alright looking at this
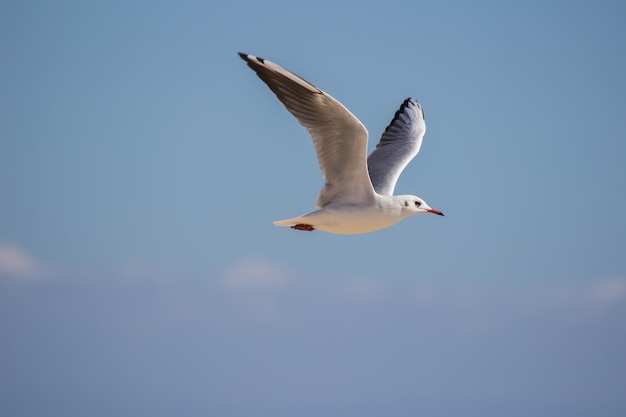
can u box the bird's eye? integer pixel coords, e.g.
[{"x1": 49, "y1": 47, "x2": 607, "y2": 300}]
[{"x1": 415, "y1": 201, "x2": 421, "y2": 207}]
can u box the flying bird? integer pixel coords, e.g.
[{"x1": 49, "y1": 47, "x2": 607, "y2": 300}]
[{"x1": 239, "y1": 52, "x2": 443, "y2": 234}]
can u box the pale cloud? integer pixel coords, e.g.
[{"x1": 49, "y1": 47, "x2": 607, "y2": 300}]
[
  {"x1": 590, "y1": 277, "x2": 626, "y2": 305},
  {"x1": 217, "y1": 255, "x2": 296, "y2": 324},
  {"x1": 401, "y1": 275, "x2": 626, "y2": 334},
  {"x1": 0, "y1": 241, "x2": 40, "y2": 278},
  {"x1": 530, "y1": 276, "x2": 626, "y2": 315},
  {"x1": 222, "y1": 255, "x2": 290, "y2": 290}
]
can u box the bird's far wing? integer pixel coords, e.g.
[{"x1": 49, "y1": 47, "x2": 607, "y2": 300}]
[
  {"x1": 239, "y1": 53, "x2": 375, "y2": 208},
  {"x1": 367, "y1": 98, "x2": 426, "y2": 196}
]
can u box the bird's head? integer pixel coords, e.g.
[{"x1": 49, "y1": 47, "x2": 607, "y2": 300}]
[{"x1": 400, "y1": 196, "x2": 444, "y2": 217}]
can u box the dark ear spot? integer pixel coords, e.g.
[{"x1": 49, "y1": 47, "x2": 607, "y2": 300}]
[{"x1": 404, "y1": 201, "x2": 408, "y2": 207}]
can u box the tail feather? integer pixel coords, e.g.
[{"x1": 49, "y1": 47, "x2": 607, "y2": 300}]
[{"x1": 273, "y1": 216, "x2": 303, "y2": 227}]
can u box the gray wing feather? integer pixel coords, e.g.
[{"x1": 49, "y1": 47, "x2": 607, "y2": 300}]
[
  {"x1": 239, "y1": 53, "x2": 375, "y2": 208},
  {"x1": 367, "y1": 98, "x2": 426, "y2": 195}
]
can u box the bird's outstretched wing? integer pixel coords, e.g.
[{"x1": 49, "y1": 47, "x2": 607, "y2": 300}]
[
  {"x1": 367, "y1": 98, "x2": 426, "y2": 195},
  {"x1": 239, "y1": 53, "x2": 375, "y2": 207}
]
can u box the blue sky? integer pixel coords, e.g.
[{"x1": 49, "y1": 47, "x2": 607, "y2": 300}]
[{"x1": 1, "y1": 1, "x2": 625, "y2": 416}]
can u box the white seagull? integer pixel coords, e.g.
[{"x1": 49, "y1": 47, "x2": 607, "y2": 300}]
[{"x1": 239, "y1": 52, "x2": 444, "y2": 235}]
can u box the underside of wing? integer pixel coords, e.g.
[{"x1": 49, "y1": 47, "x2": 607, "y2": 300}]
[
  {"x1": 239, "y1": 53, "x2": 375, "y2": 207},
  {"x1": 367, "y1": 98, "x2": 426, "y2": 196}
]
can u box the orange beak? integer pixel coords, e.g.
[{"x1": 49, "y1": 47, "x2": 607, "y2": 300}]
[{"x1": 427, "y1": 208, "x2": 445, "y2": 216}]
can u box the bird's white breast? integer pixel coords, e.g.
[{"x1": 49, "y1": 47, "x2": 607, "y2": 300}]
[{"x1": 305, "y1": 204, "x2": 405, "y2": 235}]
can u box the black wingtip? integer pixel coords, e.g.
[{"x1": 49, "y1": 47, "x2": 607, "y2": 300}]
[
  {"x1": 238, "y1": 52, "x2": 266, "y2": 65},
  {"x1": 385, "y1": 98, "x2": 416, "y2": 129},
  {"x1": 403, "y1": 97, "x2": 420, "y2": 108},
  {"x1": 403, "y1": 97, "x2": 424, "y2": 120}
]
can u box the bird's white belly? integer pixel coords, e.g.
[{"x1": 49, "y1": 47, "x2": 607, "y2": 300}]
[{"x1": 302, "y1": 206, "x2": 404, "y2": 235}]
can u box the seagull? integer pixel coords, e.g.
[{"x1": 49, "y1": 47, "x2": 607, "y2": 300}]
[{"x1": 239, "y1": 52, "x2": 443, "y2": 235}]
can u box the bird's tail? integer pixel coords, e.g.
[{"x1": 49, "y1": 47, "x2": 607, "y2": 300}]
[{"x1": 273, "y1": 216, "x2": 304, "y2": 228}]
